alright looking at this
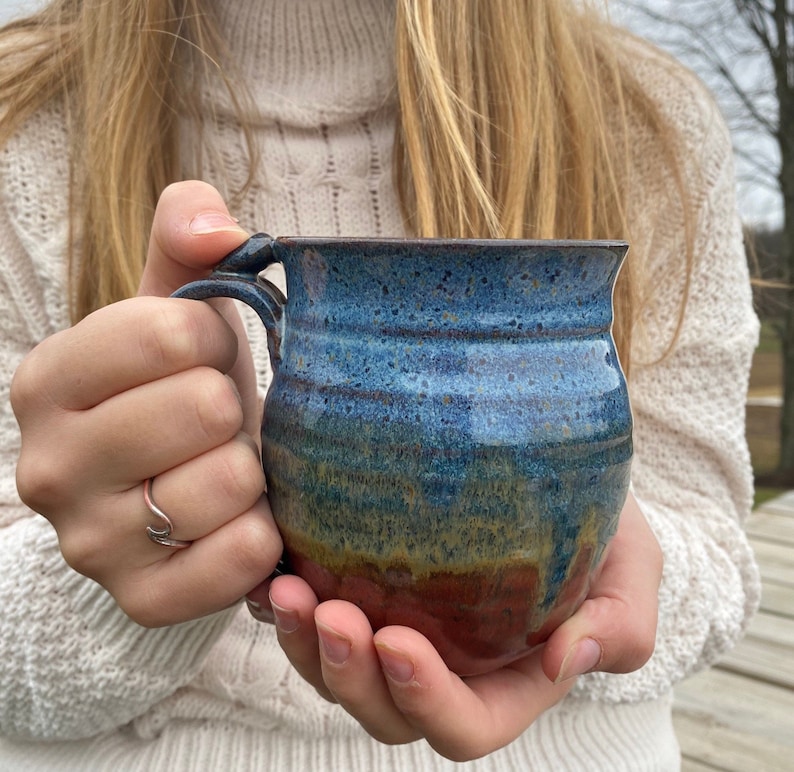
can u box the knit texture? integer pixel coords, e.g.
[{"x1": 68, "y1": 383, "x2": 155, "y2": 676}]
[{"x1": 0, "y1": 1, "x2": 759, "y2": 769}]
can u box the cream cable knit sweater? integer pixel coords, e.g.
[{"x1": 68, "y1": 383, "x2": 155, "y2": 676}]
[{"x1": 0, "y1": 1, "x2": 759, "y2": 770}]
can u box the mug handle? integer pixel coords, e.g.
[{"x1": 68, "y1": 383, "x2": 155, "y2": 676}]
[
  {"x1": 170, "y1": 233, "x2": 287, "y2": 363},
  {"x1": 172, "y1": 233, "x2": 292, "y2": 578}
]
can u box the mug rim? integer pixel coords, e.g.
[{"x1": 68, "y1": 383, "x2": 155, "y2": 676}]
[{"x1": 275, "y1": 235, "x2": 629, "y2": 250}]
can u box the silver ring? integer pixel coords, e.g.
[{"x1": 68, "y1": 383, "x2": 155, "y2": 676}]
[{"x1": 144, "y1": 477, "x2": 193, "y2": 549}]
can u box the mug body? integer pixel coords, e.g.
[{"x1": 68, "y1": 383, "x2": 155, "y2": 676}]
[{"x1": 262, "y1": 237, "x2": 631, "y2": 675}]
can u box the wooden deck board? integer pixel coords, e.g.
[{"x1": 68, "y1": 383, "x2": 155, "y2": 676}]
[
  {"x1": 673, "y1": 492, "x2": 794, "y2": 772},
  {"x1": 744, "y1": 538, "x2": 794, "y2": 587},
  {"x1": 675, "y1": 668, "x2": 794, "y2": 743},
  {"x1": 746, "y1": 513, "x2": 794, "y2": 546},
  {"x1": 758, "y1": 580, "x2": 794, "y2": 617},
  {"x1": 719, "y1": 618, "x2": 794, "y2": 688}
]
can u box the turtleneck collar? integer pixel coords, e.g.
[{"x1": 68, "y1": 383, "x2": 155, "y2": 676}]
[{"x1": 210, "y1": 0, "x2": 397, "y2": 127}]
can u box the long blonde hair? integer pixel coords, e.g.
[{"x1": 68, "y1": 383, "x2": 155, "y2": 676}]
[{"x1": 0, "y1": 0, "x2": 694, "y2": 372}]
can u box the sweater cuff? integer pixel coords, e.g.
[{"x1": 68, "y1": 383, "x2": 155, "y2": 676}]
[
  {"x1": 1, "y1": 517, "x2": 237, "y2": 739},
  {"x1": 67, "y1": 562, "x2": 238, "y2": 679}
]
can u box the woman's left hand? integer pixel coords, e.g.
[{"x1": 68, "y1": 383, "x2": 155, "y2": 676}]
[{"x1": 246, "y1": 493, "x2": 661, "y2": 761}]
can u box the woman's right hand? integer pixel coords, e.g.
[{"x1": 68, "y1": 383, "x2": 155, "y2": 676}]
[{"x1": 11, "y1": 181, "x2": 283, "y2": 626}]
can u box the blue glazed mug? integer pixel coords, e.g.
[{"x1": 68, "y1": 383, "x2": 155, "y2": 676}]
[{"x1": 173, "y1": 234, "x2": 632, "y2": 675}]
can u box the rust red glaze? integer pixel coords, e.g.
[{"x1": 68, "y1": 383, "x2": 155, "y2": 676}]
[{"x1": 289, "y1": 542, "x2": 597, "y2": 675}]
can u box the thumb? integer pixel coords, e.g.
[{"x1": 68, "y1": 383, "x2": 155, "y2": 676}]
[
  {"x1": 541, "y1": 494, "x2": 662, "y2": 683},
  {"x1": 138, "y1": 180, "x2": 250, "y2": 298}
]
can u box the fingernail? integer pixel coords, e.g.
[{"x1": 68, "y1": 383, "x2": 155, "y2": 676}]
[
  {"x1": 188, "y1": 211, "x2": 245, "y2": 235},
  {"x1": 556, "y1": 638, "x2": 602, "y2": 683},
  {"x1": 317, "y1": 623, "x2": 351, "y2": 665},
  {"x1": 270, "y1": 600, "x2": 299, "y2": 634},
  {"x1": 375, "y1": 642, "x2": 416, "y2": 684},
  {"x1": 245, "y1": 597, "x2": 275, "y2": 624}
]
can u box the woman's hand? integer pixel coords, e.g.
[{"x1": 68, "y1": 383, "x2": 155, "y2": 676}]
[
  {"x1": 248, "y1": 493, "x2": 661, "y2": 761},
  {"x1": 12, "y1": 181, "x2": 283, "y2": 626}
]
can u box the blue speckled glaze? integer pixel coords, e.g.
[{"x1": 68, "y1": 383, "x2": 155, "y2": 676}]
[{"x1": 173, "y1": 234, "x2": 632, "y2": 675}]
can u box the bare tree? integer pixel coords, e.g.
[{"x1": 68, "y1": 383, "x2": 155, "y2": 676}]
[{"x1": 618, "y1": 0, "x2": 794, "y2": 482}]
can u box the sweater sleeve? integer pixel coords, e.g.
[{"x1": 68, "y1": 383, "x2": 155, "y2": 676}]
[
  {"x1": 573, "y1": 64, "x2": 761, "y2": 702},
  {"x1": 0, "y1": 109, "x2": 237, "y2": 741}
]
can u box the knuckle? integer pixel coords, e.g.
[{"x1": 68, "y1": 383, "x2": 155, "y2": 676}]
[
  {"x1": 191, "y1": 371, "x2": 245, "y2": 444},
  {"x1": 604, "y1": 602, "x2": 657, "y2": 673},
  {"x1": 340, "y1": 692, "x2": 424, "y2": 744},
  {"x1": 652, "y1": 543, "x2": 664, "y2": 577},
  {"x1": 363, "y1": 725, "x2": 421, "y2": 748},
  {"x1": 10, "y1": 341, "x2": 59, "y2": 416},
  {"x1": 629, "y1": 627, "x2": 657, "y2": 668},
  {"x1": 57, "y1": 526, "x2": 107, "y2": 579},
  {"x1": 15, "y1": 448, "x2": 76, "y2": 514},
  {"x1": 137, "y1": 302, "x2": 208, "y2": 374},
  {"x1": 439, "y1": 743, "x2": 489, "y2": 764},
  {"x1": 9, "y1": 357, "x2": 39, "y2": 414},
  {"x1": 215, "y1": 441, "x2": 266, "y2": 508},
  {"x1": 113, "y1": 570, "x2": 178, "y2": 628},
  {"x1": 229, "y1": 514, "x2": 282, "y2": 577},
  {"x1": 116, "y1": 587, "x2": 166, "y2": 628},
  {"x1": 313, "y1": 685, "x2": 339, "y2": 704}
]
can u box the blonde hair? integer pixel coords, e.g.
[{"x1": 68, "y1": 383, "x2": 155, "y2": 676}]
[{"x1": 0, "y1": 0, "x2": 694, "y2": 372}]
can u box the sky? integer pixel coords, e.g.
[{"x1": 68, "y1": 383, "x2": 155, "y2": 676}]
[
  {"x1": 0, "y1": 0, "x2": 37, "y2": 22},
  {"x1": 0, "y1": 0, "x2": 783, "y2": 228}
]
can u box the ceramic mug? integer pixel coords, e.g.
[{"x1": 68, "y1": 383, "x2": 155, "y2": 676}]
[{"x1": 173, "y1": 234, "x2": 633, "y2": 675}]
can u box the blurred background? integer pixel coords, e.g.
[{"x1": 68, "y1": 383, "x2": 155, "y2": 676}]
[
  {"x1": 612, "y1": 1, "x2": 791, "y2": 504},
  {"x1": 1, "y1": 0, "x2": 790, "y2": 499}
]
